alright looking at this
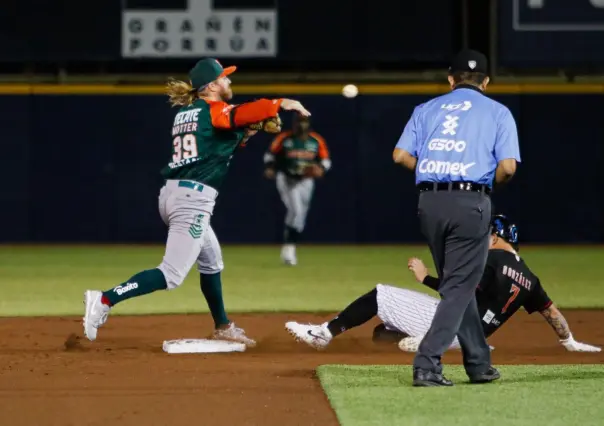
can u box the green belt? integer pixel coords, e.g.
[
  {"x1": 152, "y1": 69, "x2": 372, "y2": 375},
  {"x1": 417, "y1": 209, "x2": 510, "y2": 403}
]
[{"x1": 178, "y1": 180, "x2": 205, "y2": 193}]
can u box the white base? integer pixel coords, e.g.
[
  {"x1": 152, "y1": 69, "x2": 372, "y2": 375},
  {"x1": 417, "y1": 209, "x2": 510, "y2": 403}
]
[{"x1": 162, "y1": 338, "x2": 246, "y2": 354}]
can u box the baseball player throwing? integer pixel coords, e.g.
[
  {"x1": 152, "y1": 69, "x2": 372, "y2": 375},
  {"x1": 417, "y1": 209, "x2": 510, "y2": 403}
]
[
  {"x1": 83, "y1": 58, "x2": 310, "y2": 345},
  {"x1": 286, "y1": 214, "x2": 601, "y2": 353},
  {"x1": 263, "y1": 114, "x2": 330, "y2": 265}
]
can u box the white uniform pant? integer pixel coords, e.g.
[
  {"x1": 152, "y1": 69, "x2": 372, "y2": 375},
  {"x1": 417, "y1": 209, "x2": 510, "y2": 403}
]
[
  {"x1": 376, "y1": 284, "x2": 461, "y2": 349},
  {"x1": 276, "y1": 172, "x2": 314, "y2": 233},
  {"x1": 157, "y1": 180, "x2": 224, "y2": 290}
]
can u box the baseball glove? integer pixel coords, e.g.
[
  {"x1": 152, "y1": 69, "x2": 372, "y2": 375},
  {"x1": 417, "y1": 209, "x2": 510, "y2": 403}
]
[
  {"x1": 303, "y1": 164, "x2": 324, "y2": 178},
  {"x1": 249, "y1": 115, "x2": 282, "y2": 134}
]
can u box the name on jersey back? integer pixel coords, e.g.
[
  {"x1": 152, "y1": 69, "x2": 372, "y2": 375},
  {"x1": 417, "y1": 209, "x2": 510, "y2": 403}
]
[
  {"x1": 172, "y1": 108, "x2": 201, "y2": 136},
  {"x1": 502, "y1": 265, "x2": 532, "y2": 290}
]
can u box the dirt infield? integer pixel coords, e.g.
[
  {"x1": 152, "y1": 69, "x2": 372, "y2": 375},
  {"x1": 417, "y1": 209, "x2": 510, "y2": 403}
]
[{"x1": 0, "y1": 311, "x2": 602, "y2": 426}]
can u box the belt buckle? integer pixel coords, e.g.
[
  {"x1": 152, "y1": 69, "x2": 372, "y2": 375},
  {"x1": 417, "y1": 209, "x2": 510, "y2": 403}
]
[{"x1": 456, "y1": 182, "x2": 470, "y2": 191}]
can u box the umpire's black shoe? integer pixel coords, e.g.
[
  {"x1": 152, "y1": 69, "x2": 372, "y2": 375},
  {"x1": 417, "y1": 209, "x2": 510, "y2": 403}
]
[
  {"x1": 412, "y1": 369, "x2": 454, "y2": 387},
  {"x1": 468, "y1": 367, "x2": 501, "y2": 384}
]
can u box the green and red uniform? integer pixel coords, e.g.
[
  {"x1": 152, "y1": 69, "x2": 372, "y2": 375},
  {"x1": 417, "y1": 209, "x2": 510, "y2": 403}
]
[{"x1": 163, "y1": 98, "x2": 283, "y2": 189}]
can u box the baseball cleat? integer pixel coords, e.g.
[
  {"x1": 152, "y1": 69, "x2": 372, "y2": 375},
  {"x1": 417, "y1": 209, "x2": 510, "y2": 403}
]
[
  {"x1": 213, "y1": 322, "x2": 257, "y2": 348},
  {"x1": 280, "y1": 244, "x2": 297, "y2": 266},
  {"x1": 398, "y1": 335, "x2": 423, "y2": 352},
  {"x1": 285, "y1": 321, "x2": 332, "y2": 350},
  {"x1": 83, "y1": 290, "x2": 111, "y2": 342}
]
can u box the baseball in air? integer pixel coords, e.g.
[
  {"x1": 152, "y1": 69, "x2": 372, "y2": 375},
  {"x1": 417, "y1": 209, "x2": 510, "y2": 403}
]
[{"x1": 342, "y1": 84, "x2": 359, "y2": 98}]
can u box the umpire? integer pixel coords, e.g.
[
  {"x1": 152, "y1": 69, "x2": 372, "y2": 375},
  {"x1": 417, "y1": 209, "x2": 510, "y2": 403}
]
[{"x1": 393, "y1": 49, "x2": 521, "y2": 387}]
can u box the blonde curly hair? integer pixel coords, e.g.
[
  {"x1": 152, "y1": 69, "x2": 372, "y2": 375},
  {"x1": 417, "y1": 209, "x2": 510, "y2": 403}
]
[{"x1": 165, "y1": 77, "x2": 198, "y2": 107}]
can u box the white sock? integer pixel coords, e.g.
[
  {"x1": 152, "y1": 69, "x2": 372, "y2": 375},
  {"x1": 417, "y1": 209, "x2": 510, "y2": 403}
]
[{"x1": 282, "y1": 244, "x2": 295, "y2": 258}]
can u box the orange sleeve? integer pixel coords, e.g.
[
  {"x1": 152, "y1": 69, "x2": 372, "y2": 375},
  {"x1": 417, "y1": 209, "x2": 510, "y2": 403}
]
[
  {"x1": 269, "y1": 131, "x2": 291, "y2": 153},
  {"x1": 311, "y1": 132, "x2": 330, "y2": 159},
  {"x1": 209, "y1": 99, "x2": 283, "y2": 129}
]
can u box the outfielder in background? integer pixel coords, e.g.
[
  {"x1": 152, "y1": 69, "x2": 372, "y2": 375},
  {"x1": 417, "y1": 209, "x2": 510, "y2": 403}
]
[
  {"x1": 263, "y1": 114, "x2": 331, "y2": 265},
  {"x1": 82, "y1": 57, "x2": 310, "y2": 344},
  {"x1": 286, "y1": 214, "x2": 601, "y2": 354}
]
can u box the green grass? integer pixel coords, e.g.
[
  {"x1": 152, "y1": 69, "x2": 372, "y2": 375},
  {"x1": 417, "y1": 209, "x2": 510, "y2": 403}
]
[
  {"x1": 0, "y1": 245, "x2": 603, "y2": 316},
  {"x1": 317, "y1": 364, "x2": 604, "y2": 426}
]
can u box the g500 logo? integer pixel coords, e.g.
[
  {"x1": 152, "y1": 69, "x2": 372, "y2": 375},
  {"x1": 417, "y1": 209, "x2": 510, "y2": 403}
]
[{"x1": 428, "y1": 139, "x2": 467, "y2": 152}]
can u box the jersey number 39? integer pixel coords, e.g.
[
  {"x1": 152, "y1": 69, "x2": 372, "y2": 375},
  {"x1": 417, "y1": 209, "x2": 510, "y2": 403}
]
[{"x1": 173, "y1": 135, "x2": 198, "y2": 162}]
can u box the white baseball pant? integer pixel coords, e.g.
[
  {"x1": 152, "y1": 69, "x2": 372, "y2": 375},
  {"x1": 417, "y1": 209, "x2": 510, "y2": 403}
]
[
  {"x1": 157, "y1": 180, "x2": 224, "y2": 290},
  {"x1": 275, "y1": 172, "x2": 314, "y2": 233},
  {"x1": 376, "y1": 284, "x2": 461, "y2": 349}
]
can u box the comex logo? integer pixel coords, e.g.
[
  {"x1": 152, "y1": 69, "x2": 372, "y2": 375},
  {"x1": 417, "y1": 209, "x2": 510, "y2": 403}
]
[
  {"x1": 113, "y1": 282, "x2": 139, "y2": 296},
  {"x1": 418, "y1": 160, "x2": 476, "y2": 176},
  {"x1": 441, "y1": 115, "x2": 459, "y2": 135}
]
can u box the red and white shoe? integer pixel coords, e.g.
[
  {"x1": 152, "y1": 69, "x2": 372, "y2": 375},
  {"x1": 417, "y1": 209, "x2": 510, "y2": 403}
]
[
  {"x1": 83, "y1": 290, "x2": 111, "y2": 342},
  {"x1": 213, "y1": 322, "x2": 257, "y2": 348}
]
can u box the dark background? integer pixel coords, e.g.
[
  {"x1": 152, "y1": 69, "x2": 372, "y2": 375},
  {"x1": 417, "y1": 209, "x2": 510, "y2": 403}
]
[
  {"x1": 3, "y1": 92, "x2": 602, "y2": 244},
  {"x1": 2, "y1": 0, "x2": 603, "y2": 74},
  {"x1": 1, "y1": 0, "x2": 603, "y2": 244}
]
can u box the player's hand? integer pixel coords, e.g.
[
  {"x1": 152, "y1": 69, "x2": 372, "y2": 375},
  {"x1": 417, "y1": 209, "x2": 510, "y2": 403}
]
[
  {"x1": 264, "y1": 168, "x2": 276, "y2": 179},
  {"x1": 280, "y1": 99, "x2": 311, "y2": 117},
  {"x1": 408, "y1": 257, "x2": 428, "y2": 283},
  {"x1": 244, "y1": 128, "x2": 259, "y2": 137},
  {"x1": 560, "y1": 334, "x2": 601, "y2": 352},
  {"x1": 242, "y1": 128, "x2": 258, "y2": 143},
  {"x1": 304, "y1": 164, "x2": 324, "y2": 178}
]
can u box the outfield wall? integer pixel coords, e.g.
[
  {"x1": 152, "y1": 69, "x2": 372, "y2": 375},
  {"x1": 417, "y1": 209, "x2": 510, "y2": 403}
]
[{"x1": 2, "y1": 84, "x2": 603, "y2": 243}]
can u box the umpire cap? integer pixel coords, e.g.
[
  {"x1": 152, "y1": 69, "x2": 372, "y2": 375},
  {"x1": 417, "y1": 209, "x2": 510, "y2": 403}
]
[
  {"x1": 448, "y1": 49, "x2": 488, "y2": 75},
  {"x1": 491, "y1": 214, "x2": 519, "y2": 250}
]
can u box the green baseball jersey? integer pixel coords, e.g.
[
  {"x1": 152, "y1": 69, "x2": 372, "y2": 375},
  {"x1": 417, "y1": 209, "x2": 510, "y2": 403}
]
[
  {"x1": 267, "y1": 131, "x2": 330, "y2": 177},
  {"x1": 160, "y1": 99, "x2": 246, "y2": 189}
]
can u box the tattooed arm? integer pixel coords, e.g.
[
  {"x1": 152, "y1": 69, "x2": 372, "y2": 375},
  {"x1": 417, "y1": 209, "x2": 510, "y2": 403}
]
[
  {"x1": 539, "y1": 304, "x2": 601, "y2": 352},
  {"x1": 539, "y1": 304, "x2": 570, "y2": 340}
]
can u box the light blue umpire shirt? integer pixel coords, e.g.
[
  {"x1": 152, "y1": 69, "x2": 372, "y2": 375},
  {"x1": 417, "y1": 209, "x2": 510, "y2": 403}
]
[{"x1": 395, "y1": 85, "x2": 521, "y2": 187}]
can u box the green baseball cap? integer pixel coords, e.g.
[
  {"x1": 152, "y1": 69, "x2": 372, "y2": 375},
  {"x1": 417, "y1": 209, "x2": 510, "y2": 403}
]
[{"x1": 189, "y1": 58, "x2": 237, "y2": 90}]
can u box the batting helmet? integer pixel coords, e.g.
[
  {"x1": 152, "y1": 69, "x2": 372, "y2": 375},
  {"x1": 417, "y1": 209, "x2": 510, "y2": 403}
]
[{"x1": 491, "y1": 214, "x2": 519, "y2": 250}]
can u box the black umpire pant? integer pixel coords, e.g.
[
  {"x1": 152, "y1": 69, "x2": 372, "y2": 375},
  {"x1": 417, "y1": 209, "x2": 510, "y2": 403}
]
[{"x1": 413, "y1": 187, "x2": 492, "y2": 376}]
